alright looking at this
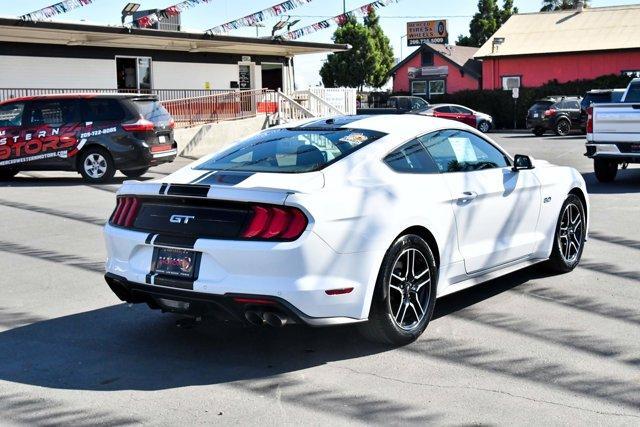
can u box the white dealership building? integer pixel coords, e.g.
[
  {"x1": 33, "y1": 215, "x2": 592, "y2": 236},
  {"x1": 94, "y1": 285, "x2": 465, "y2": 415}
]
[{"x1": 0, "y1": 17, "x2": 347, "y2": 100}]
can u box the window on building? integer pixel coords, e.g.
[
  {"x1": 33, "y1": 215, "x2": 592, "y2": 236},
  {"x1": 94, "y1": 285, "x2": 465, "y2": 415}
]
[
  {"x1": 384, "y1": 139, "x2": 438, "y2": 174},
  {"x1": 419, "y1": 129, "x2": 510, "y2": 173},
  {"x1": 421, "y1": 50, "x2": 434, "y2": 67},
  {"x1": 116, "y1": 56, "x2": 153, "y2": 92},
  {"x1": 502, "y1": 76, "x2": 521, "y2": 90},
  {"x1": 412, "y1": 81, "x2": 427, "y2": 95},
  {"x1": 429, "y1": 80, "x2": 445, "y2": 96}
]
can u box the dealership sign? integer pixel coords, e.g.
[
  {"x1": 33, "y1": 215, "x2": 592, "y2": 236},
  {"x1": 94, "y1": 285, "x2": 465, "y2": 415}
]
[
  {"x1": 408, "y1": 66, "x2": 449, "y2": 79},
  {"x1": 407, "y1": 20, "x2": 448, "y2": 45}
]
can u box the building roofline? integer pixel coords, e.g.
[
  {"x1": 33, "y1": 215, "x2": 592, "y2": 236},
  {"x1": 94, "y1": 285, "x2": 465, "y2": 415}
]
[
  {"x1": 389, "y1": 44, "x2": 481, "y2": 79},
  {"x1": 0, "y1": 17, "x2": 349, "y2": 54},
  {"x1": 475, "y1": 45, "x2": 640, "y2": 60}
]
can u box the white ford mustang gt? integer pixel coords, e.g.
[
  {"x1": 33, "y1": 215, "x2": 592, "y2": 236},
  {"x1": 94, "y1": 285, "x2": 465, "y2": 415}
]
[{"x1": 104, "y1": 115, "x2": 589, "y2": 345}]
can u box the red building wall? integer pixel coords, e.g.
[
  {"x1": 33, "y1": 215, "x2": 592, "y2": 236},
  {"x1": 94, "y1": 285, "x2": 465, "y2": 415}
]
[
  {"x1": 393, "y1": 51, "x2": 481, "y2": 94},
  {"x1": 482, "y1": 49, "x2": 640, "y2": 89}
]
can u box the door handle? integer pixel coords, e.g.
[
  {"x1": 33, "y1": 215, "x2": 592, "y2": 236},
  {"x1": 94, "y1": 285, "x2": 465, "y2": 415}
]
[{"x1": 458, "y1": 191, "x2": 478, "y2": 201}]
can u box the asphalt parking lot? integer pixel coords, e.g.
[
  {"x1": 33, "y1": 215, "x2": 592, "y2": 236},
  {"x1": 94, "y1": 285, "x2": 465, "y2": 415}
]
[{"x1": 1, "y1": 132, "x2": 639, "y2": 425}]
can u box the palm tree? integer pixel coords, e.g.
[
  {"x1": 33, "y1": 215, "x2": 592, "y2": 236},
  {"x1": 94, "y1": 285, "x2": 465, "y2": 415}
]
[{"x1": 541, "y1": 0, "x2": 588, "y2": 12}]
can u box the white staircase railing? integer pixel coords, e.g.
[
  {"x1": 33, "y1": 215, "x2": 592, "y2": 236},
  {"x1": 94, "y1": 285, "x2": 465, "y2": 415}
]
[{"x1": 274, "y1": 90, "x2": 316, "y2": 125}]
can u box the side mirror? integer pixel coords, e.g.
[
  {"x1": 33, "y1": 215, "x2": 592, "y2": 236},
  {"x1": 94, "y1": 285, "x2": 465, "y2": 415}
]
[{"x1": 512, "y1": 154, "x2": 535, "y2": 172}]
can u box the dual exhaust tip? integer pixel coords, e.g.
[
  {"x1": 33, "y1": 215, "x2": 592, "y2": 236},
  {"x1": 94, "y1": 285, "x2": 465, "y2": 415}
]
[{"x1": 245, "y1": 310, "x2": 288, "y2": 327}]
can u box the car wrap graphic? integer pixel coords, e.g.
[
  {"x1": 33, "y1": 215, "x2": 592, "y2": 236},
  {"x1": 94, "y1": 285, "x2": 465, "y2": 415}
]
[{"x1": 0, "y1": 123, "x2": 117, "y2": 167}]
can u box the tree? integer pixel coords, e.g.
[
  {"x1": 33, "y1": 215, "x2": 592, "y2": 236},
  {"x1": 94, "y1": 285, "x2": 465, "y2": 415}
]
[
  {"x1": 541, "y1": 0, "x2": 588, "y2": 11},
  {"x1": 364, "y1": 10, "x2": 395, "y2": 88},
  {"x1": 320, "y1": 11, "x2": 394, "y2": 89},
  {"x1": 456, "y1": 0, "x2": 518, "y2": 48}
]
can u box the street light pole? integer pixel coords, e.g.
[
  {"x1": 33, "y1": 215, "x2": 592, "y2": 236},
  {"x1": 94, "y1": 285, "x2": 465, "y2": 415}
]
[
  {"x1": 343, "y1": 0, "x2": 346, "y2": 14},
  {"x1": 400, "y1": 34, "x2": 407, "y2": 60}
]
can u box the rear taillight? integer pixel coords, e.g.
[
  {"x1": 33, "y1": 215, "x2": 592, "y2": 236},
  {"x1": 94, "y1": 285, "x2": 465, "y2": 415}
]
[
  {"x1": 110, "y1": 197, "x2": 141, "y2": 228},
  {"x1": 544, "y1": 109, "x2": 557, "y2": 117},
  {"x1": 586, "y1": 106, "x2": 593, "y2": 134},
  {"x1": 122, "y1": 115, "x2": 155, "y2": 132},
  {"x1": 168, "y1": 118, "x2": 175, "y2": 129},
  {"x1": 242, "y1": 205, "x2": 308, "y2": 241}
]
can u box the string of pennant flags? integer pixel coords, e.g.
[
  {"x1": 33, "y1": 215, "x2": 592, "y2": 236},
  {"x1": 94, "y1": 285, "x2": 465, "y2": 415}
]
[
  {"x1": 205, "y1": 0, "x2": 314, "y2": 35},
  {"x1": 131, "y1": 0, "x2": 214, "y2": 29},
  {"x1": 283, "y1": 0, "x2": 402, "y2": 40},
  {"x1": 20, "y1": 0, "x2": 95, "y2": 21}
]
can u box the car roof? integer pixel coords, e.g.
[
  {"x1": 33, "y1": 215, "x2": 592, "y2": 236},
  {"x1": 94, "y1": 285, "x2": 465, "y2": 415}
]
[
  {"x1": 287, "y1": 114, "x2": 475, "y2": 141},
  {"x1": 0, "y1": 93, "x2": 158, "y2": 106}
]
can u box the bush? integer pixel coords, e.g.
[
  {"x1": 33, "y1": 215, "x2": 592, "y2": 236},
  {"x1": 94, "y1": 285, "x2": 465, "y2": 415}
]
[{"x1": 395, "y1": 74, "x2": 633, "y2": 129}]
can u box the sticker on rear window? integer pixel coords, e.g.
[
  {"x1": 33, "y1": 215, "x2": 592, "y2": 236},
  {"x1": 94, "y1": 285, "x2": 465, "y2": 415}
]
[{"x1": 339, "y1": 133, "x2": 369, "y2": 145}]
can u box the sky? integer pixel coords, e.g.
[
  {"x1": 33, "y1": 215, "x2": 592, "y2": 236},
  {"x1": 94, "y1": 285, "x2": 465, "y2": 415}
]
[{"x1": 2, "y1": 0, "x2": 638, "y2": 88}]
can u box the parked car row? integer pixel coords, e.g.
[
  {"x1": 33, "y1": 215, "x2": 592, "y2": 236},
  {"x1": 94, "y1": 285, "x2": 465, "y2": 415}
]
[
  {"x1": 526, "y1": 88, "x2": 627, "y2": 137},
  {"x1": 356, "y1": 96, "x2": 494, "y2": 134}
]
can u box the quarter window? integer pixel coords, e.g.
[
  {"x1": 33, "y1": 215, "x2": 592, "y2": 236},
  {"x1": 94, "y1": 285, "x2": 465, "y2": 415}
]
[
  {"x1": 419, "y1": 130, "x2": 509, "y2": 173},
  {"x1": 0, "y1": 102, "x2": 25, "y2": 127},
  {"x1": 384, "y1": 139, "x2": 438, "y2": 174}
]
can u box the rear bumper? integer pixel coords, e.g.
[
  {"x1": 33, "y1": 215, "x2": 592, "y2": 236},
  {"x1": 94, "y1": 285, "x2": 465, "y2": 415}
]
[
  {"x1": 105, "y1": 273, "x2": 361, "y2": 326},
  {"x1": 113, "y1": 141, "x2": 177, "y2": 170},
  {"x1": 585, "y1": 143, "x2": 640, "y2": 162},
  {"x1": 103, "y1": 224, "x2": 384, "y2": 323}
]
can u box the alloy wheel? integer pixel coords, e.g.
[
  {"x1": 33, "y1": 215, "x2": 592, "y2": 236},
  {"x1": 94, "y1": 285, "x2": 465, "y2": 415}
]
[
  {"x1": 479, "y1": 122, "x2": 490, "y2": 133},
  {"x1": 388, "y1": 248, "x2": 431, "y2": 331},
  {"x1": 83, "y1": 153, "x2": 108, "y2": 179},
  {"x1": 558, "y1": 203, "x2": 583, "y2": 263},
  {"x1": 557, "y1": 120, "x2": 570, "y2": 136}
]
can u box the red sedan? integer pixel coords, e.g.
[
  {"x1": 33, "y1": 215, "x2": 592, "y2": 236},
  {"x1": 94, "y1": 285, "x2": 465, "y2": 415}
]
[{"x1": 419, "y1": 104, "x2": 494, "y2": 133}]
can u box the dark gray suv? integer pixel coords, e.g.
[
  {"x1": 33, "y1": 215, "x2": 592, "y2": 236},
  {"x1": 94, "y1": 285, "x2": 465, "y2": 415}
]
[{"x1": 526, "y1": 96, "x2": 584, "y2": 136}]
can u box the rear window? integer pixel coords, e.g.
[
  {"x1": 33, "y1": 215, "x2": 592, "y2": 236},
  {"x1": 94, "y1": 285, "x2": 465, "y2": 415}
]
[
  {"x1": 530, "y1": 101, "x2": 553, "y2": 110},
  {"x1": 85, "y1": 99, "x2": 126, "y2": 122},
  {"x1": 196, "y1": 128, "x2": 386, "y2": 173},
  {"x1": 624, "y1": 84, "x2": 640, "y2": 103},
  {"x1": 133, "y1": 99, "x2": 172, "y2": 123}
]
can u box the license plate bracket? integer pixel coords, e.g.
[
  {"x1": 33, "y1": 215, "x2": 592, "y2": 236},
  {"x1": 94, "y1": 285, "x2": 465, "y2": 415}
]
[{"x1": 151, "y1": 247, "x2": 200, "y2": 280}]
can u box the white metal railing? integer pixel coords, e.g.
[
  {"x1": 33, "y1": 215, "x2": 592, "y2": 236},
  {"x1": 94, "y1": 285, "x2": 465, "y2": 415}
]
[{"x1": 274, "y1": 90, "x2": 315, "y2": 124}]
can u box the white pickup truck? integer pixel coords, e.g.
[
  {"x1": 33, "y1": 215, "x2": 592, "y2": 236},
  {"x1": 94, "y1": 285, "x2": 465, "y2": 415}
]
[{"x1": 585, "y1": 78, "x2": 640, "y2": 182}]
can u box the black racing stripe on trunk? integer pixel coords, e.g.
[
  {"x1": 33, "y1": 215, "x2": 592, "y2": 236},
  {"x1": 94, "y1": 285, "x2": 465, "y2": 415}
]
[
  {"x1": 159, "y1": 183, "x2": 168, "y2": 195},
  {"x1": 145, "y1": 234, "x2": 155, "y2": 245},
  {"x1": 153, "y1": 235, "x2": 197, "y2": 249},
  {"x1": 145, "y1": 273, "x2": 153, "y2": 284},
  {"x1": 166, "y1": 184, "x2": 210, "y2": 197},
  {"x1": 154, "y1": 275, "x2": 194, "y2": 290},
  {"x1": 197, "y1": 171, "x2": 255, "y2": 186}
]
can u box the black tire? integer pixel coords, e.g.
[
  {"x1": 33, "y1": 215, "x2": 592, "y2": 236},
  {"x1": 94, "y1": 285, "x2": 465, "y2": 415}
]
[
  {"x1": 545, "y1": 194, "x2": 586, "y2": 273},
  {"x1": 533, "y1": 127, "x2": 545, "y2": 137},
  {"x1": 554, "y1": 119, "x2": 571, "y2": 136},
  {"x1": 78, "y1": 147, "x2": 115, "y2": 183},
  {"x1": 359, "y1": 234, "x2": 438, "y2": 346},
  {"x1": 478, "y1": 121, "x2": 491, "y2": 133},
  {"x1": 594, "y1": 159, "x2": 618, "y2": 183},
  {"x1": 121, "y1": 167, "x2": 149, "y2": 178},
  {"x1": 0, "y1": 169, "x2": 18, "y2": 180}
]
